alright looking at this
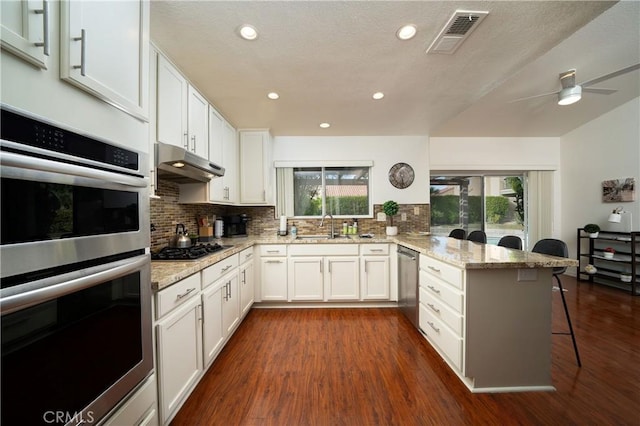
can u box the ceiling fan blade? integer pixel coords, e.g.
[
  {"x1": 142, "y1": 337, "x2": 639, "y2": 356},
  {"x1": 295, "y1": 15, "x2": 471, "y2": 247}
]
[
  {"x1": 580, "y1": 63, "x2": 640, "y2": 88},
  {"x1": 509, "y1": 91, "x2": 558, "y2": 103},
  {"x1": 582, "y1": 87, "x2": 617, "y2": 95}
]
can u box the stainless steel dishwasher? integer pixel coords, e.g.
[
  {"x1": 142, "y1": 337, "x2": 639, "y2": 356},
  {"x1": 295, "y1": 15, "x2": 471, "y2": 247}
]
[{"x1": 398, "y1": 245, "x2": 419, "y2": 328}]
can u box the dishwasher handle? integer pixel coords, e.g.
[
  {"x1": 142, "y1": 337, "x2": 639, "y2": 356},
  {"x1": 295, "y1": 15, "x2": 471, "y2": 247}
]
[{"x1": 398, "y1": 248, "x2": 417, "y2": 261}]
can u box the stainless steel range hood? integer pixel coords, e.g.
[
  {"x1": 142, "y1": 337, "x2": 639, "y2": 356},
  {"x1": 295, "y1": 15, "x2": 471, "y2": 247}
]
[{"x1": 155, "y1": 142, "x2": 224, "y2": 184}]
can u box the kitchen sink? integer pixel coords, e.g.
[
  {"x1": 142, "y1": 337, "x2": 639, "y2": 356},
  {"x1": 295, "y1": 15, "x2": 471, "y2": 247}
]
[{"x1": 296, "y1": 235, "x2": 351, "y2": 240}]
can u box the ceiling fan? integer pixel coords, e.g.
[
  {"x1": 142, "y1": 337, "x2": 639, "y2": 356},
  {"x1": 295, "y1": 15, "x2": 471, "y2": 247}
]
[{"x1": 512, "y1": 63, "x2": 640, "y2": 105}]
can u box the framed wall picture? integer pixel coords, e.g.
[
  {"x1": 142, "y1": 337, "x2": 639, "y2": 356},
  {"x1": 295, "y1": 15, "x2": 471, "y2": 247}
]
[{"x1": 602, "y1": 177, "x2": 636, "y2": 202}]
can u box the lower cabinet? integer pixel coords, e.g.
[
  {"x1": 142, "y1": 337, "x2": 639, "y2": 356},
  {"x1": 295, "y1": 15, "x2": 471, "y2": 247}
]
[
  {"x1": 288, "y1": 257, "x2": 324, "y2": 300},
  {"x1": 156, "y1": 294, "x2": 202, "y2": 425},
  {"x1": 201, "y1": 283, "x2": 225, "y2": 368},
  {"x1": 103, "y1": 374, "x2": 158, "y2": 426},
  {"x1": 325, "y1": 257, "x2": 360, "y2": 300},
  {"x1": 259, "y1": 245, "x2": 288, "y2": 301},
  {"x1": 239, "y1": 247, "x2": 255, "y2": 316},
  {"x1": 360, "y1": 244, "x2": 391, "y2": 300}
]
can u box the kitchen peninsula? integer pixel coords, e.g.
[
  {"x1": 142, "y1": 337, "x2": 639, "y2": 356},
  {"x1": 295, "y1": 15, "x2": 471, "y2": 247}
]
[{"x1": 151, "y1": 234, "x2": 577, "y2": 404}]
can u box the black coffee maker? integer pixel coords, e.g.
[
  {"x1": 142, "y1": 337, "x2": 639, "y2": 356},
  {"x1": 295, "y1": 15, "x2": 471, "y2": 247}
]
[{"x1": 223, "y1": 214, "x2": 250, "y2": 237}]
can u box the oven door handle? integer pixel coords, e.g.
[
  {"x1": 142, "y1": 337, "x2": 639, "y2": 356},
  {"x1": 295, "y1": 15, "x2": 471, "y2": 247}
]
[
  {"x1": 0, "y1": 149, "x2": 147, "y2": 188},
  {"x1": 0, "y1": 254, "x2": 149, "y2": 315}
]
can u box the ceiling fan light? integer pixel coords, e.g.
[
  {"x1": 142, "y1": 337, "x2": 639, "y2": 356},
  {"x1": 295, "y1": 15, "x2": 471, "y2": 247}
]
[{"x1": 558, "y1": 85, "x2": 582, "y2": 106}]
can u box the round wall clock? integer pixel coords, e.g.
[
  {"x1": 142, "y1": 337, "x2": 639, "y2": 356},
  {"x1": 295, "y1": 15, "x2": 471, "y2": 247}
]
[{"x1": 388, "y1": 162, "x2": 415, "y2": 189}]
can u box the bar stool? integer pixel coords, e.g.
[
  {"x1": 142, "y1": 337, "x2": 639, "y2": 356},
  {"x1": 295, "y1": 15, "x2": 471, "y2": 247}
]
[
  {"x1": 497, "y1": 235, "x2": 523, "y2": 250},
  {"x1": 448, "y1": 228, "x2": 466, "y2": 240},
  {"x1": 532, "y1": 238, "x2": 581, "y2": 367},
  {"x1": 467, "y1": 230, "x2": 487, "y2": 243}
]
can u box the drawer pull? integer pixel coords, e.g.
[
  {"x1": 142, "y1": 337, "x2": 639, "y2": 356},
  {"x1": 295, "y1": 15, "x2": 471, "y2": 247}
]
[
  {"x1": 427, "y1": 285, "x2": 441, "y2": 294},
  {"x1": 370, "y1": 249, "x2": 384, "y2": 252},
  {"x1": 427, "y1": 303, "x2": 440, "y2": 314},
  {"x1": 176, "y1": 287, "x2": 196, "y2": 300},
  {"x1": 266, "y1": 250, "x2": 280, "y2": 254},
  {"x1": 427, "y1": 321, "x2": 440, "y2": 333},
  {"x1": 428, "y1": 265, "x2": 441, "y2": 273},
  {"x1": 221, "y1": 265, "x2": 232, "y2": 272},
  {"x1": 245, "y1": 253, "x2": 253, "y2": 259},
  {"x1": 266, "y1": 260, "x2": 283, "y2": 264}
]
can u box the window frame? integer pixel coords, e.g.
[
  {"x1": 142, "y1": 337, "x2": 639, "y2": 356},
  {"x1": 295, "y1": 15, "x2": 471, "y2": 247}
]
[{"x1": 275, "y1": 161, "x2": 374, "y2": 219}]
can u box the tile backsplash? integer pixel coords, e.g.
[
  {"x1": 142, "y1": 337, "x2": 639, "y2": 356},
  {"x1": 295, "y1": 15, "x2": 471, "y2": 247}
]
[{"x1": 151, "y1": 180, "x2": 430, "y2": 251}]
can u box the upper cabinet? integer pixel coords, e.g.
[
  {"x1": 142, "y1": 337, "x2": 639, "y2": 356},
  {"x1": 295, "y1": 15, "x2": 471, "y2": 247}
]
[
  {"x1": 239, "y1": 130, "x2": 273, "y2": 205},
  {"x1": 1, "y1": 0, "x2": 50, "y2": 69},
  {"x1": 187, "y1": 85, "x2": 209, "y2": 158},
  {"x1": 156, "y1": 54, "x2": 188, "y2": 149},
  {"x1": 59, "y1": 0, "x2": 149, "y2": 121}
]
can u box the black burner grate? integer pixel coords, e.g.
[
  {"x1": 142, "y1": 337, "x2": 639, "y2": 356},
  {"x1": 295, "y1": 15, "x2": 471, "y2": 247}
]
[{"x1": 152, "y1": 243, "x2": 225, "y2": 261}]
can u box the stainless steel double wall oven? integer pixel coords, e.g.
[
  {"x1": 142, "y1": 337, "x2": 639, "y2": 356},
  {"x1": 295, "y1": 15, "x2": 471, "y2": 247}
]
[{"x1": 0, "y1": 105, "x2": 152, "y2": 425}]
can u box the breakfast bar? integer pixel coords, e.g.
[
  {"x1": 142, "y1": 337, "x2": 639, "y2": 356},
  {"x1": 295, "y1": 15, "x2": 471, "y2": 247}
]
[{"x1": 395, "y1": 235, "x2": 578, "y2": 393}]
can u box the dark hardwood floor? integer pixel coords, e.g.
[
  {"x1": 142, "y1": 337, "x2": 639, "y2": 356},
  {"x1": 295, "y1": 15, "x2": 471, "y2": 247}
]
[{"x1": 171, "y1": 276, "x2": 640, "y2": 425}]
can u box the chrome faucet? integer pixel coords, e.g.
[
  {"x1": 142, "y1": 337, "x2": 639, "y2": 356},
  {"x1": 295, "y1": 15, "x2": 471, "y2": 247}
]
[{"x1": 320, "y1": 213, "x2": 335, "y2": 238}]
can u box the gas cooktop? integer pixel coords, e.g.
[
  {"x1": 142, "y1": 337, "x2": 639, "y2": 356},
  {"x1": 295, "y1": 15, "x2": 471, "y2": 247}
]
[{"x1": 151, "y1": 243, "x2": 231, "y2": 261}]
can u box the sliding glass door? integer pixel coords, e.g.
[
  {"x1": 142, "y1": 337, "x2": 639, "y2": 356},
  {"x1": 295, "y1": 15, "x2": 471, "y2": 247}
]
[{"x1": 430, "y1": 175, "x2": 525, "y2": 245}]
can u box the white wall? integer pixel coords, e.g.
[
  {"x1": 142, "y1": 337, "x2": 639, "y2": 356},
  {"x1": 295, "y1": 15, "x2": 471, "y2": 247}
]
[
  {"x1": 561, "y1": 97, "x2": 640, "y2": 275},
  {"x1": 273, "y1": 136, "x2": 429, "y2": 204},
  {"x1": 0, "y1": 3, "x2": 148, "y2": 153},
  {"x1": 429, "y1": 137, "x2": 561, "y2": 172}
]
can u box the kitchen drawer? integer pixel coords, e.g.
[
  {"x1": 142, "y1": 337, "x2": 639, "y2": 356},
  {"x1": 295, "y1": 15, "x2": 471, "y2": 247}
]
[
  {"x1": 156, "y1": 273, "x2": 201, "y2": 319},
  {"x1": 259, "y1": 245, "x2": 287, "y2": 256},
  {"x1": 420, "y1": 287, "x2": 463, "y2": 336},
  {"x1": 419, "y1": 270, "x2": 464, "y2": 314},
  {"x1": 202, "y1": 254, "x2": 239, "y2": 289},
  {"x1": 420, "y1": 303, "x2": 463, "y2": 371},
  {"x1": 239, "y1": 247, "x2": 254, "y2": 264},
  {"x1": 420, "y1": 255, "x2": 464, "y2": 289},
  {"x1": 289, "y1": 244, "x2": 358, "y2": 256},
  {"x1": 360, "y1": 244, "x2": 389, "y2": 256}
]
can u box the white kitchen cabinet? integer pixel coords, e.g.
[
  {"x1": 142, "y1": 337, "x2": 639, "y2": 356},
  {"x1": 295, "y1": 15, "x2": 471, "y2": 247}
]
[
  {"x1": 187, "y1": 85, "x2": 208, "y2": 157},
  {"x1": 103, "y1": 374, "x2": 157, "y2": 426},
  {"x1": 59, "y1": 0, "x2": 149, "y2": 121},
  {"x1": 156, "y1": 295, "x2": 202, "y2": 425},
  {"x1": 239, "y1": 247, "x2": 255, "y2": 317},
  {"x1": 239, "y1": 130, "x2": 273, "y2": 205},
  {"x1": 156, "y1": 53, "x2": 188, "y2": 149},
  {"x1": 221, "y1": 272, "x2": 240, "y2": 336},
  {"x1": 288, "y1": 257, "x2": 324, "y2": 301},
  {"x1": 325, "y1": 256, "x2": 360, "y2": 300},
  {"x1": 258, "y1": 245, "x2": 288, "y2": 301},
  {"x1": 221, "y1": 121, "x2": 238, "y2": 203},
  {"x1": 1, "y1": 0, "x2": 50, "y2": 69},
  {"x1": 201, "y1": 283, "x2": 224, "y2": 369},
  {"x1": 360, "y1": 244, "x2": 390, "y2": 300}
]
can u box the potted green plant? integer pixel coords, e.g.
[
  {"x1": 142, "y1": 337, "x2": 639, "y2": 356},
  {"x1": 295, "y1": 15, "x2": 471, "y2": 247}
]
[
  {"x1": 603, "y1": 247, "x2": 615, "y2": 259},
  {"x1": 620, "y1": 272, "x2": 632, "y2": 283},
  {"x1": 382, "y1": 200, "x2": 399, "y2": 236},
  {"x1": 583, "y1": 223, "x2": 600, "y2": 238}
]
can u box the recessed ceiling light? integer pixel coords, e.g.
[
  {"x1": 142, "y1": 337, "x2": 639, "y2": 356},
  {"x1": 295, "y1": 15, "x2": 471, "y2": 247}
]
[
  {"x1": 372, "y1": 92, "x2": 385, "y2": 100},
  {"x1": 396, "y1": 24, "x2": 417, "y2": 40},
  {"x1": 267, "y1": 92, "x2": 279, "y2": 100},
  {"x1": 238, "y1": 24, "x2": 258, "y2": 40},
  {"x1": 319, "y1": 122, "x2": 331, "y2": 129}
]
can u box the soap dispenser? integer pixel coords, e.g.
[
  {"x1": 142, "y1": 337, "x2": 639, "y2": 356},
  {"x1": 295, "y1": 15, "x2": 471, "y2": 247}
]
[{"x1": 291, "y1": 222, "x2": 297, "y2": 238}]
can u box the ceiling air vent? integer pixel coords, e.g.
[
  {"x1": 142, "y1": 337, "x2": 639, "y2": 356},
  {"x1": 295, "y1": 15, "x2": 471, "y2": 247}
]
[{"x1": 426, "y1": 10, "x2": 489, "y2": 55}]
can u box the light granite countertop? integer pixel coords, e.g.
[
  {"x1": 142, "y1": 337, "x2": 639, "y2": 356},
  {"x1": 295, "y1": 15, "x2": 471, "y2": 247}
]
[{"x1": 151, "y1": 233, "x2": 577, "y2": 291}]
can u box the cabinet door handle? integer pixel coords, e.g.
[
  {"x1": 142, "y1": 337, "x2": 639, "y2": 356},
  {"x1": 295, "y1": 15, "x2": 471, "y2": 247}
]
[
  {"x1": 364, "y1": 259, "x2": 368, "y2": 274},
  {"x1": 320, "y1": 262, "x2": 323, "y2": 274},
  {"x1": 427, "y1": 303, "x2": 440, "y2": 314},
  {"x1": 176, "y1": 287, "x2": 196, "y2": 300},
  {"x1": 183, "y1": 132, "x2": 189, "y2": 149},
  {"x1": 242, "y1": 269, "x2": 246, "y2": 284},
  {"x1": 427, "y1": 285, "x2": 441, "y2": 294},
  {"x1": 33, "y1": 0, "x2": 50, "y2": 56},
  {"x1": 72, "y1": 29, "x2": 86, "y2": 76},
  {"x1": 428, "y1": 265, "x2": 441, "y2": 273},
  {"x1": 427, "y1": 321, "x2": 440, "y2": 333},
  {"x1": 191, "y1": 135, "x2": 196, "y2": 152}
]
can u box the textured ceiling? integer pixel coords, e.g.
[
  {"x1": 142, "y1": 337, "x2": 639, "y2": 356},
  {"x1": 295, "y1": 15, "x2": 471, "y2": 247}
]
[{"x1": 150, "y1": 1, "x2": 639, "y2": 137}]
